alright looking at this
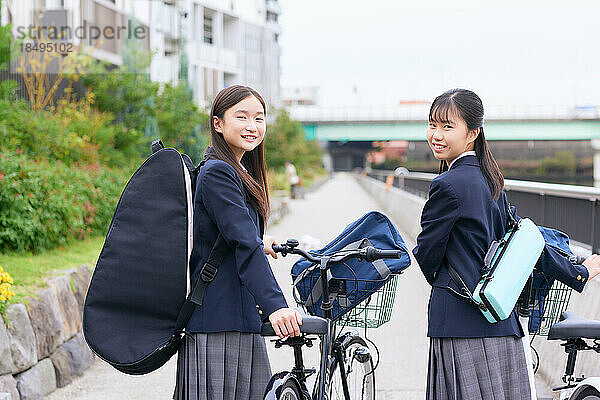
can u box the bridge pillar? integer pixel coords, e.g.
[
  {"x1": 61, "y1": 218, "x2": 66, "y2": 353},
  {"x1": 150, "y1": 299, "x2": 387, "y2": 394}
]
[{"x1": 593, "y1": 139, "x2": 600, "y2": 188}]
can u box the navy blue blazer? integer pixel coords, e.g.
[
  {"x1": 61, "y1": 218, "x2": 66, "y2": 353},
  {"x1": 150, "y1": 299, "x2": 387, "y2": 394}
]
[
  {"x1": 186, "y1": 154, "x2": 288, "y2": 333},
  {"x1": 413, "y1": 155, "x2": 588, "y2": 338}
]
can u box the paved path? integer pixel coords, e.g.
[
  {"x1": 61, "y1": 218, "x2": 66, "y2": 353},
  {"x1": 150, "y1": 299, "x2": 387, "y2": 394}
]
[{"x1": 47, "y1": 173, "x2": 430, "y2": 399}]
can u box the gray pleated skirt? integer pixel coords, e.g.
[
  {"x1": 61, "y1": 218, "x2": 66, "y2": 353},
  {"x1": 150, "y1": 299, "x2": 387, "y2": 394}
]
[
  {"x1": 173, "y1": 331, "x2": 272, "y2": 400},
  {"x1": 427, "y1": 336, "x2": 531, "y2": 400}
]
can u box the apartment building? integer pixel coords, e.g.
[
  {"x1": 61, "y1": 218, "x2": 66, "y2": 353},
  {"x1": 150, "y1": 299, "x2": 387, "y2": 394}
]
[
  {"x1": 184, "y1": 0, "x2": 282, "y2": 107},
  {"x1": 0, "y1": 0, "x2": 282, "y2": 107}
]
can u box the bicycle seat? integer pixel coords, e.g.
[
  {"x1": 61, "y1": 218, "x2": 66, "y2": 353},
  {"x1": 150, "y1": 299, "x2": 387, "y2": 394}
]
[
  {"x1": 260, "y1": 315, "x2": 329, "y2": 336},
  {"x1": 548, "y1": 311, "x2": 600, "y2": 340}
]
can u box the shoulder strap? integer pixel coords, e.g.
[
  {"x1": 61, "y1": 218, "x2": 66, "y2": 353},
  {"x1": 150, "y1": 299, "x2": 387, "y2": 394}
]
[
  {"x1": 174, "y1": 234, "x2": 229, "y2": 333},
  {"x1": 503, "y1": 191, "x2": 518, "y2": 230},
  {"x1": 173, "y1": 154, "x2": 236, "y2": 333},
  {"x1": 446, "y1": 265, "x2": 486, "y2": 311}
]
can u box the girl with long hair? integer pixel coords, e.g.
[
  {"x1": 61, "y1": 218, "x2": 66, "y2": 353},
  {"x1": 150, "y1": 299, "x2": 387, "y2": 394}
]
[{"x1": 173, "y1": 85, "x2": 302, "y2": 400}]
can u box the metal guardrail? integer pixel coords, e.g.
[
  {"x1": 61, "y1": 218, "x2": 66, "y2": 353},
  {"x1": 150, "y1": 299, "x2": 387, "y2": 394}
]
[{"x1": 367, "y1": 169, "x2": 600, "y2": 253}]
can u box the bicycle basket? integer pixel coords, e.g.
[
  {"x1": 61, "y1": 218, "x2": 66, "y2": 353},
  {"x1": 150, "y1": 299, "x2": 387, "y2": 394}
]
[
  {"x1": 523, "y1": 226, "x2": 577, "y2": 335},
  {"x1": 292, "y1": 259, "x2": 402, "y2": 326},
  {"x1": 336, "y1": 274, "x2": 400, "y2": 329},
  {"x1": 528, "y1": 278, "x2": 573, "y2": 336},
  {"x1": 291, "y1": 212, "x2": 411, "y2": 321}
]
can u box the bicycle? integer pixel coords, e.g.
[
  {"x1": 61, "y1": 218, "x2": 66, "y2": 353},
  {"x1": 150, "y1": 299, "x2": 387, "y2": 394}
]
[
  {"x1": 260, "y1": 238, "x2": 404, "y2": 400},
  {"x1": 546, "y1": 311, "x2": 600, "y2": 399},
  {"x1": 521, "y1": 253, "x2": 600, "y2": 400}
]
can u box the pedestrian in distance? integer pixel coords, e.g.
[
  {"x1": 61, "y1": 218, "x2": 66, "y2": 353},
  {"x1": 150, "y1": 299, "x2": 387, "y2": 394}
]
[
  {"x1": 412, "y1": 88, "x2": 600, "y2": 400},
  {"x1": 285, "y1": 160, "x2": 300, "y2": 199},
  {"x1": 173, "y1": 85, "x2": 302, "y2": 400}
]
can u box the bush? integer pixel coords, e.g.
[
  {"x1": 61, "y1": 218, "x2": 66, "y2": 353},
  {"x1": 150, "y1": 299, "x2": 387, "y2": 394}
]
[
  {"x1": 536, "y1": 151, "x2": 577, "y2": 175},
  {"x1": 0, "y1": 151, "x2": 129, "y2": 253},
  {"x1": 0, "y1": 98, "x2": 141, "y2": 168},
  {"x1": 0, "y1": 15, "x2": 19, "y2": 101}
]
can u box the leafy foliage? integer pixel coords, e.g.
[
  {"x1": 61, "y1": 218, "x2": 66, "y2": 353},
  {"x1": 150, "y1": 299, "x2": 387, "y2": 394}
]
[
  {"x1": 81, "y1": 51, "x2": 158, "y2": 155},
  {"x1": 0, "y1": 12, "x2": 18, "y2": 101},
  {"x1": 265, "y1": 109, "x2": 324, "y2": 174},
  {"x1": 536, "y1": 150, "x2": 577, "y2": 175},
  {"x1": 155, "y1": 83, "x2": 209, "y2": 164},
  {"x1": 0, "y1": 151, "x2": 129, "y2": 253},
  {"x1": 0, "y1": 97, "x2": 138, "y2": 168}
]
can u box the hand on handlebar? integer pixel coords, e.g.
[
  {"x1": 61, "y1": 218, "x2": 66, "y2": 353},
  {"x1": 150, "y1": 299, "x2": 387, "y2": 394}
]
[
  {"x1": 268, "y1": 308, "x2": 303, "y2": 339},
  {"x1": 583, "y1": 254, "x2": 600, "y2": 281},
  {"x1": 263, "y1": 235, "x2": 279, "y2": 259}
]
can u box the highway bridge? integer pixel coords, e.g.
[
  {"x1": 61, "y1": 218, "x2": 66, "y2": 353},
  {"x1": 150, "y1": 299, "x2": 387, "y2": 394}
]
[{"x1": 289, "y1": 105, "x2": 600, "y2": 186}]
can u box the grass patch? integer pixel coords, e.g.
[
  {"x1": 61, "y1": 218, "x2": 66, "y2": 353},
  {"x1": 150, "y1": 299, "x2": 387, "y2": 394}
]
[{"x1": 0, "y1": 235, "x2": 104, "y2": 306}]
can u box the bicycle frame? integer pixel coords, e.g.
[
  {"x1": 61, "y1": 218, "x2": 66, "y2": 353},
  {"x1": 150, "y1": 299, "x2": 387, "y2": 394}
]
[
  {"x1": 316, "y1": 256, "x2": 354, "y2": 400},
  {"x1": 273, "y1": 256, "x2": 353, "y2": 400}
]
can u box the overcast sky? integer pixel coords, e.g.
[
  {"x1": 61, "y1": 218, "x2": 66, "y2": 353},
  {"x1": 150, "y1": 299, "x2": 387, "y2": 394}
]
[{"x1": 278, "y1": 0, "x2": 600, "y2": 108}]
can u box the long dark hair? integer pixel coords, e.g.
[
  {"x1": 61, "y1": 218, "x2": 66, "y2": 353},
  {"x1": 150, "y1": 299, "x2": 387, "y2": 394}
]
[
  {"x1": 209, "y1": 85, "x2": 270, "y2": 221},
  {"x1": 429, "y1": 88, "x2": 504, "y2": 201}
]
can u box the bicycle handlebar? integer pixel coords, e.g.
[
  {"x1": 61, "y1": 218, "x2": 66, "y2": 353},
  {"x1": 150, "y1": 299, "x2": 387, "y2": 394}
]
[{"x1": 272, "y1": 240, "x2": 403, "y2": 264}]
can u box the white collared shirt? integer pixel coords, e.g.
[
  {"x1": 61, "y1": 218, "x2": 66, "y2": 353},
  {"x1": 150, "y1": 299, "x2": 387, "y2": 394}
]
[{"x1": 448, "y1": 150, "x2": 476, "y2": 169}]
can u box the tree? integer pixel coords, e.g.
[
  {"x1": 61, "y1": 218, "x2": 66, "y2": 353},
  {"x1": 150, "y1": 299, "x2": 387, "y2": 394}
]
[
  {"x1": 82, "y1": 44, "x2": 158, "y2": 155},
  {"x1": 155, "y1": 83, "x2": 209, "y2": 163},
  {"x1": 0, "y1": 4, "x2": 18, "y2": 100},
  {"x1": 265, "y1": 109, "x2": 323, "y2": 173}
]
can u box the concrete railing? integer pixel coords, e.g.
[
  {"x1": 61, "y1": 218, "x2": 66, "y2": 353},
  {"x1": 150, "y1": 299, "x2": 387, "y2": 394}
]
[{"x1": 354, "y1": 173, "x2": 600, "y2": 393}]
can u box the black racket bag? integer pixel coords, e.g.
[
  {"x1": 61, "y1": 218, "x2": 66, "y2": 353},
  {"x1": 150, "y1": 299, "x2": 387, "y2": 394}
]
[{"x1": 83, "y1": 140, "x2": 227, "y2": 375}]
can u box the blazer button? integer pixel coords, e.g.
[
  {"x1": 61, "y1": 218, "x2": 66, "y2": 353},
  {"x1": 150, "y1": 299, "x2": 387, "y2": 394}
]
[
  {"x1": 577, "y1": 275, "x2": 582, "y2": 281},
  {"x1": 256, "y1": 305, "x2": 260, "y2": 308},
  {"x1": 582, "y1": 277, "x2": 586, "y2": 282},
  {"x1": 258, "y1": 310, "x2": 263, "y2": 315}
]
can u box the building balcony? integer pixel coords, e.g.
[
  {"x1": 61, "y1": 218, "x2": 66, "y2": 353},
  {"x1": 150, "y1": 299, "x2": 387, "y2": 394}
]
[
  {"x1": 152, "y1": 55, "x2": 179, "y2": 83},
  {"x1": 222, "y1": 48, "x2": 238, "y2": 69},
  {"x1": 266, "y1": 0, "x2": 282, "y2": 15},
  {"x1": 196, "y1": 43, "x2": 239, "y2": 70},
  {"x1": 198, "y1": 43, "x2": 219, "y2": 64},
  {"x1": 153, "y1": 1, "x2": 180, "y2": 39},
  {"x1": 266, "y1": 19, "x2": 281, "y2": 35}
]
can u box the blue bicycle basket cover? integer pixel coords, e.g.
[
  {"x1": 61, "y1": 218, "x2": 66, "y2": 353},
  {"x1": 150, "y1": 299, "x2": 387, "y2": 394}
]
[
  {"x1": 291, "y1": 211, "x2": 411, "y2": 320},
  {"x1": 528, "y1": 226, "x2": 575, "y2": 333}
]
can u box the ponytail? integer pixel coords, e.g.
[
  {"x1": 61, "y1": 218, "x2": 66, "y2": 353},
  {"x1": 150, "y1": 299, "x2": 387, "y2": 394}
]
[{"x1": 474, "y1": 127, "x2": 504, "y2": 201}]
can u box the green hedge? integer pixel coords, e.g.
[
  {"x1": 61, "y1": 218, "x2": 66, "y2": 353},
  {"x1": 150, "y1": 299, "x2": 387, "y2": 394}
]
[
  {"x1": 0, "y1": 99, "x2": 144, "y2": 169},
  {"x1": 0, "y1": 151, "x2": 129, "y2": 253}
]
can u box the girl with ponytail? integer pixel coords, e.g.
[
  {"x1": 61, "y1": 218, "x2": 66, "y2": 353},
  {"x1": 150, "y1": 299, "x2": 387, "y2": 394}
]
[{"x1": 413, "y1": 89, "x2": 599, "y2": 399}]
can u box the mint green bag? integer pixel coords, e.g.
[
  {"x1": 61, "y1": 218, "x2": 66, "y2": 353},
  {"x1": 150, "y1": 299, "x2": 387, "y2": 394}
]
[{"x1": 447, "y1": 205, "x2": 545, "y2": 323}]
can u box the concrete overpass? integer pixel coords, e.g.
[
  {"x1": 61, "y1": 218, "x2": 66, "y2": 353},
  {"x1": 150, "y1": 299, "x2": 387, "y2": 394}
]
[{"x1": 288, "y1": 106, "x2": 600, "y2": 184}]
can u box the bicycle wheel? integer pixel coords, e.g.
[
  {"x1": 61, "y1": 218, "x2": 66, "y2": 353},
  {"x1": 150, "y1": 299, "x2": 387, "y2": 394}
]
[
  {"x1": 572, "y1": 387, "x2": 600, "y2": 400},
  {"x1": 329, "y1": 336, "x2": 375, "y2": 400},
  {"x1": 278, "y1": 380, "x2": 302, "y2": 400}
]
